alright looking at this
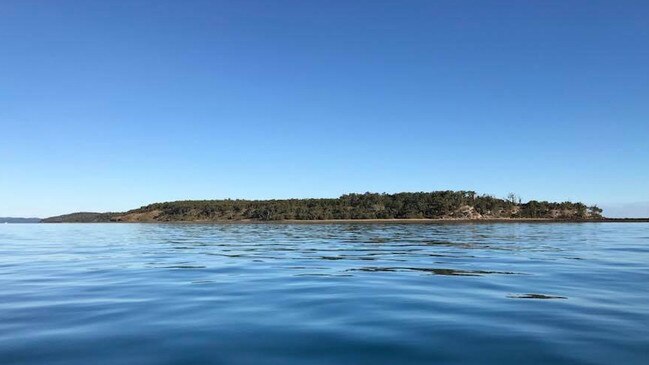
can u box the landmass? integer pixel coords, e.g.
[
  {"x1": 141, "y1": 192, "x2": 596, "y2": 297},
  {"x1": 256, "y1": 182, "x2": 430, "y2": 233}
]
[
  {"x1": 1, "y1": 217, "x2": 41, "y2": 223},
  {"x1": 42, "y1": 191, "x2": 608, "y2": 223}
]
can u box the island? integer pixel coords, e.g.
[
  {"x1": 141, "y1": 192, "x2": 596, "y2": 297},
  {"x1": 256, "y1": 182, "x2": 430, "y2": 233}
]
[
  {"x1": 41, "y1": 191, "x2": 606, "y2": 223},
  {"x1": 1, "y1": 217, "x2": 42, "y2": 223}
]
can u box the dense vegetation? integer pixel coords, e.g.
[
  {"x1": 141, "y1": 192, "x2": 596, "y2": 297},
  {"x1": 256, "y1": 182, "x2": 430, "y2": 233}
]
[{"x1": 43, "y1": 191, "x2": 603, "y2": 222}]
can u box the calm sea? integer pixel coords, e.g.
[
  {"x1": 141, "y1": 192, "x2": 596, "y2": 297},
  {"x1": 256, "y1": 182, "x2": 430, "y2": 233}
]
[{"x1": 1, "y1": 223, "x2": 648, "y2": 364}]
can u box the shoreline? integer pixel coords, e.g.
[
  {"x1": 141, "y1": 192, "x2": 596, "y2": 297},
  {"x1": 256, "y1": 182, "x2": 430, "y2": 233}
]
[{"x1": 40, "y1": 218, "x2": 649, "y2": 224}]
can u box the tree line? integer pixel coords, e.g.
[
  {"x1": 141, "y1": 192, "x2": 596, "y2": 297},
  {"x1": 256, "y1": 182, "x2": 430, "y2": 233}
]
[{"x1": 118, "y1": 191, "x2": 602, "y2": 221}]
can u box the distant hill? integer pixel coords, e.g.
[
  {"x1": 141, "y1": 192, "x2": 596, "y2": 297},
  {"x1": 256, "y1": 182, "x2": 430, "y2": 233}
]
[
  {"x1": 40, "y1": 212, "x2": 114, "y2": 223},
  {"x1": 0, "y1": 217, "x2": 41, "y2": 223},
  {"x1": 42, "y1": 191, "x2": 604, "y2": 223}
]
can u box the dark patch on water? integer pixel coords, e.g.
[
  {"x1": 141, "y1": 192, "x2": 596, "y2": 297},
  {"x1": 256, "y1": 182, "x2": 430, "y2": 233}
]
[
  {"x1": 161, "y1": 265, "x2": 207, "y2": 269},
  {"x1": 349, "y1": 266, "x2": 518, "y2": 276},
  {"x1": 508, "y1": 293, "x2": 567, "y2": 299}
]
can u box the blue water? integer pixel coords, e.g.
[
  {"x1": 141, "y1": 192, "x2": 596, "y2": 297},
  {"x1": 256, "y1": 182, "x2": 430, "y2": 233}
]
[{"x1": 1, "y1": 223, "x2": 648, "y2": 364}]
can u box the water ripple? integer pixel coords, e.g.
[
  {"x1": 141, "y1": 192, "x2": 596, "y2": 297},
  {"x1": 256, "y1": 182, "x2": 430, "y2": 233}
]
[{"x1": 0, "y1": 222, "x2": 648, "y2": 365}]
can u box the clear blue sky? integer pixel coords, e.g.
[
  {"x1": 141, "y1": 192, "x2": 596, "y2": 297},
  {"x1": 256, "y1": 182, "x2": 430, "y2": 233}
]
[{"x1": 1, "y1": 1, "x2": 648, "y2": 217}]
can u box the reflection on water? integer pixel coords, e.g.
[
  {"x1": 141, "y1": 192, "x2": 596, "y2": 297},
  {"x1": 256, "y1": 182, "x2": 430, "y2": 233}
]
[{"x1": 0, "y1": 223, "x2": 648, "y2": 364}]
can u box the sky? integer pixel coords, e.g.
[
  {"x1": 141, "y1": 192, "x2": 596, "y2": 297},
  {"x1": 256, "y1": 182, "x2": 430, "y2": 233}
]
[{"x1": 1, "y1": 1, "x2": 648, "y2": 218}]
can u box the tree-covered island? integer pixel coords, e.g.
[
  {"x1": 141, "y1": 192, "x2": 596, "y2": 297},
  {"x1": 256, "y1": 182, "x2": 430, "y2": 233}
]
[{"x1": 42, "y1": 191, "x2": 603, "y2": 223}]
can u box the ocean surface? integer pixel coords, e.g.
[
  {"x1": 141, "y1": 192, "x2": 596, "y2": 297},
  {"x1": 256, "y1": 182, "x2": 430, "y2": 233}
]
[{"x1": 1, "y1": 223, "x2": 648, "y2": 364}]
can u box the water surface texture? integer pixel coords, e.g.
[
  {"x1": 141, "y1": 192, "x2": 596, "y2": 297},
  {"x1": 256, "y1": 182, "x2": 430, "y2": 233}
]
[{"x1": 1, "y1": 223, "x2": 648, "y2": 364}]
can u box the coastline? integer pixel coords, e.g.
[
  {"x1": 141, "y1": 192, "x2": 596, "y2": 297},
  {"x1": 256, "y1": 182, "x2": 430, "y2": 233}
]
[
  {"x1": 38, "y1": 191, "x2": 608, "y2": 223},
  {"x1": 274, "y1": 218, "x2": 649, "y2": 224},
  {"x1": 40, "y1": 218, "x2": 649, "y2": 224}
]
